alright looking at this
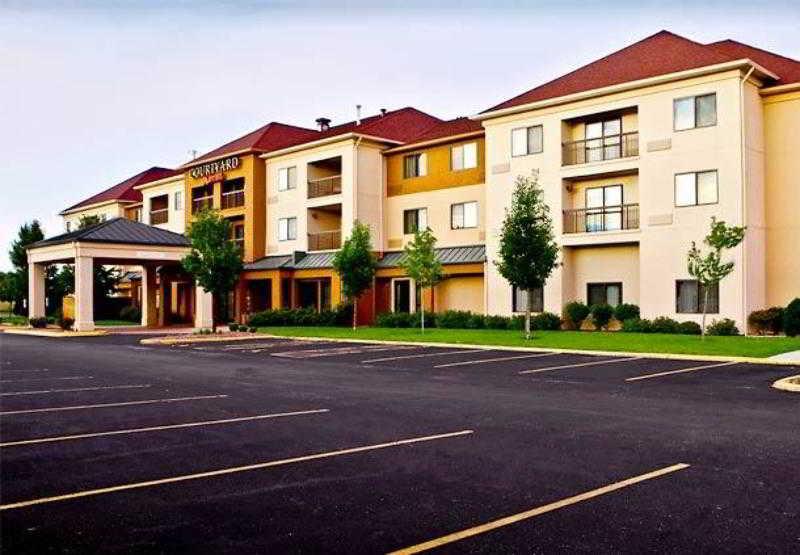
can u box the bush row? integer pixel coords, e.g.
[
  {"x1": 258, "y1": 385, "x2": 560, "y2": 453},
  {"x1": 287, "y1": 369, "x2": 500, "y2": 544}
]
[
  {"x1": 375, "y1": 310, "x2": 562, "y2": 331},
  {"x1": 248, "y1": 304, "x2": 353, "y2": 328},
  {"x1": 748, "y1": 299, "x2": 800, "y2": 336}
]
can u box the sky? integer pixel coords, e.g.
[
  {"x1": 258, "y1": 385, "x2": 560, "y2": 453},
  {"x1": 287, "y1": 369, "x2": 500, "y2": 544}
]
[{"x1": 1, "y1": 0, "x2": 798, "y2": 271}]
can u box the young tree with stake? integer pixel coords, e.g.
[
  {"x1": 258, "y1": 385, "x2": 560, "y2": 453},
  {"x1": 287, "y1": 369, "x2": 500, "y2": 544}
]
[
  {"x1": 687, "y1": 217, "x2": 746, "y2": 337},
  {"x1": 400, "y1": 227, "x2": 443, "y2": 333},
  {"x1": 181, "y1": 209, "x2": 243, "y2": 332},
  {"x1": 496, "y1": 172, "x2": 559, "y2": 340},
  {"x1": 332, "y1": 221, "x2": 377, "y2": 330}
]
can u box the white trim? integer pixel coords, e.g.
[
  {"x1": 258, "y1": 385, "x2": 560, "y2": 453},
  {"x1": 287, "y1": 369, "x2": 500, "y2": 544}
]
[
  {"x1": 390, "y1": 277, "x2": 416, "y2": 314},
  {"x1": 59, "y1": 199, "x2": 130, "y2": 216},
  {"x1": 260, "y1": 132, "x2": 403, "y2": 160},
  {"x1": 133, "y1": 173, "x2": 184, "y2": 191}
]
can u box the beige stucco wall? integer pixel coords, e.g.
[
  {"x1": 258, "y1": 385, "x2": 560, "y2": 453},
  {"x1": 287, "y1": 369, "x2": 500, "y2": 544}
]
[
  {"x1": 435, "y1": 275, "x2": 485, "y2": 313},
  {"x1": 139, "y1": 176, "x2": 186, "y2": 234},
  {"x1": 763, "y1": 90, "x2": 800, "y2": 307},
  {"x1": 62, "y1": 201, "x2": 126, "y2": 231},
  {"x1": 563, "y1": 245, "x2": 640, "y2": 305}
]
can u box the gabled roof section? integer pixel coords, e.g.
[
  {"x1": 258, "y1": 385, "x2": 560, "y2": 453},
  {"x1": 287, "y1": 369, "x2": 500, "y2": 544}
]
[
  {"x1": 187, "y1": 122, "x2": 319, "y2": 167},
  {"x1": 707, "y1": 39, "x2": 800, "y2": 86},
  {"x1": 482, "y1": 31, "x2": 738, "y2": 113},
  {"x1": 30, "y1": 218, "x2": 189, "y2": 249},
  {"x1": 62, "y1": 167, "x2": 179, "y2": 214},
  {"x1": 403, "y1": 117, "x2": 484, "y2": 144}
]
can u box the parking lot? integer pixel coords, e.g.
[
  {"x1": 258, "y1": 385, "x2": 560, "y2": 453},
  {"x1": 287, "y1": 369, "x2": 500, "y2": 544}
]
[{"x1": 1, "y1": 333, "x2": 798, "y2": 553}]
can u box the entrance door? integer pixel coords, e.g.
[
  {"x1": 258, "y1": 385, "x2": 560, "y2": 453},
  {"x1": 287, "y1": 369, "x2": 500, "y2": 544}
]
[{"x1": 393, "y1": 279, "x2": 411, "y2": 313}]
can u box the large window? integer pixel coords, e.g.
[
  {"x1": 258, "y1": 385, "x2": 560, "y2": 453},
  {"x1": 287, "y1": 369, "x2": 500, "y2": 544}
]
[
  {"x1": 512, "y1": 286, "x2": 544, "y2": 313},
  {"x1": 511, "y1": 125, "x2": 543, "y2": 157},
  {"x1": 674, "y1": 93, "x2": 717, "y2": 131},
  {"x1": 278, "y1": 167, "x2": 297, "y2": 191},
  {"x1": 451, "y1": 201, "x2": 478, "y2": 229},
  {"x1": 403, "y1": 208, "x2": 427, "y2": 234},
  {"x1": 278, "y1": 217, "x2": 297, "y2": 241},
  {"x1": 585, "y1": 184, "x2": 623, "y2": 232},
  {"x1": 587, "y1": 282, "x2": 622, "y2": 306},
  {"x1": 451, "y1": 142, "x2": 478, "y2": 170},
  {"x1": 584, "y1": 118, "x2": 622, "y2": 162},
  {"x1": 403, "y1": 153, "x2": 427, "y2": 178},
  {"x1": 675, "y1": 170, "x2": 718, "y2": 207},
  {"x1": 229, "y1": 221, "x2": 245, "y2": 252},
  {"x1": 676, "y1": 280, "x2": 719, "y2": 314}
]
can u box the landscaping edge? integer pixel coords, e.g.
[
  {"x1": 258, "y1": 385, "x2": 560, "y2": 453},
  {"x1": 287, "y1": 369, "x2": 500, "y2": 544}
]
[
  {"x1": 772, "y1": 375, "x2": 800, "y2": 392},
  {"x1": 3, "y1": 328, "x2": 108, "y2": 338}
]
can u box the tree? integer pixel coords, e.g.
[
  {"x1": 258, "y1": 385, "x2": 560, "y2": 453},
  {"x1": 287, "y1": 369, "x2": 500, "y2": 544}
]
[
  {"x1": 78, "y1": 214, "x2": 103, "y2": 229},
  {"x1": 400, "y1": 228, "x2": 443, "y2": 333},
  {"x1": 496, "y1": 172, "x2": 559, "y2": 339},
  {"x1": 687, "y1": 217, "x2": 746, "y2": 337},
  {"x1": 332, "y1": 221, "x2": 377, "y2": 329},
  {"x1": 8, "y1": 220, "x2": 45, "y2": 314},
  {"x1": 181, "y1": 209, "x2": 242, "y2": 332}
]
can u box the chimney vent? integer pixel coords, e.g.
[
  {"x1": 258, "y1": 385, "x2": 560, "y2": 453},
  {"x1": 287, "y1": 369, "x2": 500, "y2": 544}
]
[
  {"x1": 356, "y1": 104, "x2": 362, "y2": 125},
  {"x1": 315, "y1": 117, "x2": 331, "y2": 131},
  {"x1": 380, "y1": 108, "x2": 387, "y2": 117}
]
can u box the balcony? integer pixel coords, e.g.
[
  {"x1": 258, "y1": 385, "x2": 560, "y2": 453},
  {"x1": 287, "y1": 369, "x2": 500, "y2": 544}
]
[
  {"x1": 221, "y1": 189, "x2": 244, "y2": 209},
  {"x1": 150, "y1": 208, "x2": 169, "y2": 225},
  {"x1": 308, "y1": 230, "x2": 341, "y2": 251},
  {"x1": 563, "y1": 204, "x2": 639, "y2": 234},
  {"x1": 307, "y1": 175, "x2": 342, "y2": 199},
  {"x1": 562, "y1": 132, "x2": 638, "y2": 166},
  {"x1": 192, "y1": 196, "x2": 214, "y2": 215}
]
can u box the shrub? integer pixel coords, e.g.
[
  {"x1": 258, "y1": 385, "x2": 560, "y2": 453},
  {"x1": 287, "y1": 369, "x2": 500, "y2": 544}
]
[
  {"x1": 248, "y1": 326, "x2": 257, "y2": 333},
  {"x1": 613, "y1": 303, "x2": 640, "y2": 322},
  {"x1": 247, "y1": 307, "x2": 348, "y2": 328},
  {"x1": 589, "y1": 304, "x2": 614, "y2": 330},
  {"x1": 376, "y1": 312, "x2": 413, "y2": 328},
  {"x1": 228, "y1": 322, "x2": 239, "y2": 332},
  {"x1": 29, "y1": 317, "x2": 48, "y2": 329},
  {"x1": 706, "y1": 318, "x2": 740, "y2": 336},
  {"x1": 58, "y1": 317, "x2": 74, "y2": 331},
  {"x1": 651, "y1": 316, "x2": 680, "y2": 334},
  {"x1": 119, "y1": 305, "x2": 141, "y2": 323},
  {"x1": 747, "y1": 307, "x2": 784, "y2": 335},
  {"x1": 485, "y1": 315, "x2": 511, "y2": 329},
  {"x1": 622, "y1": 318, "x2": 653, "y2": 333},
  {"x1": 677, "y1": 321, "x2": 702, "y2": 335},
  {"x1": 563, "y1": 302, "x2": 590, "y2": 328},
  {"x1": 785, "y1": 298, "x2": 800, "y2": 337},
  {"x1": 436, "y1": 310, "x2": 473, "y2": 329},
  {"x1": 466, "y1": 314, "x2": 486, "y2": 329},
  {"x1": 509, "y1": 315, "x2": 526, "y2": 330},
  {"x1": 532, "y1": 312, "x2": 562, "y2": 331}
]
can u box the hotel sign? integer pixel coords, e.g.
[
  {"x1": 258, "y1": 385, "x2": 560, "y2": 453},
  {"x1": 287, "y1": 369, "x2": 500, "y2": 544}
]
[{"x1": 190, "y1": 156, "x2": 240, "y2": 180}]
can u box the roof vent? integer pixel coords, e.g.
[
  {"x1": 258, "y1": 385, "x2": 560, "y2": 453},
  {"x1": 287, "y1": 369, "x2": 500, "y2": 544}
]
[
  {"x1": 356, "y1": 104, "x2": 362, "y2": 125},
  {"x1": 380, "y1": 108, "x2": 387, "y2": 117},
  {"x1": 315, "y1": 117, "x2": 331, "y2": 131}
]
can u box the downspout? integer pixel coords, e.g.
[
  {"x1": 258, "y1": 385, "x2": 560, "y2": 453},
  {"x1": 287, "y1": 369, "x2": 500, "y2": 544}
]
[
  {"x1": 353, "y1": 136, "x2": 362, "y2": 229},
  {"x1": 739, "y1": 65, "x2": 755, "y2": 335}
]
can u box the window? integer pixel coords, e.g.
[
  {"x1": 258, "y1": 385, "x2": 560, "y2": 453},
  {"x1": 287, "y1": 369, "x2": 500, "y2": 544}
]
[
  {"x1": 585, "y1": 184, "x2": 623, "y2": 232},
  {"x1": 512, "y1": 286, "x2": 544, "y2": 313},
  {"x1": 451, "y1": 201, "x2": 478, "y2": 229},
  {"x1": 278, "y1": 217, "x2": 297, "y2": 241},
  {"x1": 674, "y1": 93, "x2": 717, "y2": 131},
  {"x1": 174, "y1": 191, "x2": 182, "y2": 211},
  {"x1": 583, "y1": 118, "x2": 623, "y2": 162},
  {"x1": 403, "y1": 153, "x2": 427, "y2": 178},
  {"x1": 230, "y1": 222, "x2": 245, "y2": 253},
  {"x1": 675, "y1": 170, "x2": 718, "y2": 207},
  {"x1": 66, "y1": 221, "x2": 71, "y2": 232},
  {"x1": 676, "y1": 280, "x2": 719, "y2": 314},
  {"x1": 587, "y1": 283, "x2": 622, "y2": 306},
  {"x1": 511, "y1": 125, "x2": 543, "y2": 157},
  {"x1": 278, "y1": 167, "x2": 296, "y2": 191},
  {"x1": 451, "y1": 142, "x2": 478, "y2": 170},
  {"x1": 403, "y1": 208, "x2": 427, "y2": 234}
]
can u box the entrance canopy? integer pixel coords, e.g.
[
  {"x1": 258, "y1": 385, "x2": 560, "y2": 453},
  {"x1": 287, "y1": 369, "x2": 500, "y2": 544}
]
[{"x1": 26, "y1": 218, "x2": 211, "y2": 331}]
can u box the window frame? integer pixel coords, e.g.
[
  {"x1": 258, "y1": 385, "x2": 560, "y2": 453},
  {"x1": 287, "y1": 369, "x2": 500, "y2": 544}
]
[
  {"x1": 403, "y1": 207, "x2": 428, "y2": 235},
  {"x1": 674, "y1": 170, "x2": 719, "y2": 207},
  {"x1": 511, "y1": 285, "x2": 544, "y2": 313},
  {"x1": 450, "y1": 201, "x2": 478, "y2": 230},
  {"x1": 403, "y1": 153, "x2": 427, "y2": 178},
  {"x1": 278, "y1": 166, "x2": 297, "y2": 192},
  {"x1": 451, "y1": 142, "x2": 478, "y2": 171},
  {"x1": 174, "y1": 190, "x2": 183, "y2": 211},
  {"x1": 278, "y1": 216, "x2": 297, "y2": 241},
  {"x1": 673, "y1": 93, "x2": 717, "y2": 131},
  {"x1": 586, "y1": 282, "x2": 623, "y2": 306},
  {"x1": 511, "y1": 125, "x2": 543, "y2": 157},
  {"x1": 675, "y1": 280, "x2": 720, "y2": 314}
]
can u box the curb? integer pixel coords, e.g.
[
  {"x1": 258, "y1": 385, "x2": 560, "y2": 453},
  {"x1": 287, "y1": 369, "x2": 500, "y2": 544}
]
[
  {"x1": 250, "y1": 333, "x2": 800, "y2": 366},
  {"x1": 3, "y1": 328, "x2": 108, "y2": 338},
  {"x1": 141, "y1": 334, "x2": 259, "y2": 345},
  {"x1": 772, "y1": 375, "x2": 800, "y2": 392}
]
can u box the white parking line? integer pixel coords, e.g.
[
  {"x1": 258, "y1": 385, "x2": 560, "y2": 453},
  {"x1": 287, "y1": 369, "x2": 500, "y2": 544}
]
[
  {"x1": 0, "y1": 409, "x2": 329, "y2": 447},
  {"x1": 388, "y1": 463, "x2": 690, "y2": 554},
  {"x1": 625, "y1": 361, "x2": 738, "y2": 382},
  {"x1": 0, "y1": 429, "x2": 474, "y2": 511},
  {"x1": 434, "y1": 352, "x2": 557, "y2": 368},
  {"x1": 1, "y1": 384, "x2": 151, "y2": 397},
  {"x1": 0, "y1": 395, "x2": 229, "y2": 416},
  {"x1": 519, "y1": 356, "x2": 640, "y2": 374},
  {"x1": 273, "y1": 345, "x2": 416, "y2": 359},
  {"x1": 362, "y1": 349, "x2": 485, "y2": 364},
  {"x1": 1, "y1": 376, "x2": 93, "y2": 383}
]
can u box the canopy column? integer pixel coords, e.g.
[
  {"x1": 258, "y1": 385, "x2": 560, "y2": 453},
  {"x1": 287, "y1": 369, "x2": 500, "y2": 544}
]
[
  {"x1": 74, "y1": 255, "x2": 95, "y2": 331},
  {"x1": 195, "y1": 284, "x2": 214, "y2": 329},
  {"x1": 141, "y1": 265, "x2": 158, "y2": 327},
  {"x1": 27, "y1": 262, "x2": 46, "y2": 320}
]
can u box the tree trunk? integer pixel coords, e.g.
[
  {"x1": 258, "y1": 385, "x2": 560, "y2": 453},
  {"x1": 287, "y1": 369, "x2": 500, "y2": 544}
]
[
  {"x1": 525, "y1": 293, "x2": 532, "y2": 340},
  {"x1": 420, "y1": 291, "x2": 425, "y2": 334},
  {"x1": 352, "y1": 297, "x2": 358, "y2": 331},
  {"x1": 701, "y1": 286, "x2": 709, "y2": 339}
]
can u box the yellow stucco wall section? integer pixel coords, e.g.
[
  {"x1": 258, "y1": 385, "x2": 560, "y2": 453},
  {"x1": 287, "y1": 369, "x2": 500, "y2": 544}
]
[
  {"x1": 435, "y1": 275, "x2": 484, "y2": 313},
  {"x1": 386, "y1": 137, "x2": 485, "y2": 196}
]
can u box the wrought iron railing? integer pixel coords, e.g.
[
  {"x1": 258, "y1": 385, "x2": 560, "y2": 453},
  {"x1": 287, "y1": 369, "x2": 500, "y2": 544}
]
[
  {"x1": 307, "y1": 175, "x2": 342, "y2": 199},
  {"x1": 221, "y1": 189, "x2": 244, "y2": 209},
  {"x1": 308, "y1": 230, "x2": 341, "y2": 251},
  {"x1": 192, "y1": 196, "x2": 214, "y2": 214},
  {"x1": 563, "y1": 204, "x2": 639, "y2": 234},
  {"x1": 562, "y1": 132, "x2": 639, "y2": 166},
  {"x1": 149, "y1": 208, "x2": 169, "y2": 225}
]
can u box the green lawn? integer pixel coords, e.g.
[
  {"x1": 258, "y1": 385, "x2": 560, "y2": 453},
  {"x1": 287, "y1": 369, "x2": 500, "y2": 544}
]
[
  {"x1": 256, "y1": 326, "x2": 800, "y2": 358},
  {"x1": 0, "y1": 314, "x2": 28, "y2": 326},
  {"x1": 95, "y1": 319, "x2": 139, "y2": 327}
]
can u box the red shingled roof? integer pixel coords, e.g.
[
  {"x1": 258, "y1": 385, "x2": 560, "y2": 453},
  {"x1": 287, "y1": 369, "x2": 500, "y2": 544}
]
[
  {"x1": 402, "y1": 117, "x2": 484, "y2": 145},
  {"x1": 483, "y1": 30, "x2": 799, "y2": 114},
  {"x1": 188, "y1": 122, "x2": 319, "y2": 166},
  {"x1": 62, "y1": 167, "x2": 180, "y2": 214}
]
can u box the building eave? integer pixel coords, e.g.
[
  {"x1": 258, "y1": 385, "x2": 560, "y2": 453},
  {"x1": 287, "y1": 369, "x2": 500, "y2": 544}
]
[
  {"x1": 133, "y1": 173, "x2": 185, "y2": 191},
  {"x1": 259, "y1": 132, "x2": 403, "y2": 160},
  {"x1": 760, "y1": 82, "x2": 800, "y2": 96},
  {"x1": 59, "y1": 199, "x2": 130, "y2": 217},
  {"x1": 383, "y1": 130, "x2": 485, "y2": 154}
]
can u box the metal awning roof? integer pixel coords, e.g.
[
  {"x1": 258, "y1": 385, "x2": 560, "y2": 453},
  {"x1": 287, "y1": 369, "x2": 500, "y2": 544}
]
[{"x1": 29, "y1": 218, "x2": 189, "y2": 249}]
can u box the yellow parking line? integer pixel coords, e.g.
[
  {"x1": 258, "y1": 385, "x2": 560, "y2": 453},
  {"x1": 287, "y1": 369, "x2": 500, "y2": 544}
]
[
  {"x1": 1, "y1": 384, "x2": 151, "y2": 397},
  {"x1": 519, "y1": 356, "x2": 639, "y2": 374},
  {"x1": 434, "y1": 352, "x2": 557, "y2": 368},
  {"x1": 625, "y1": 361, "x2": 738, "y2": 382},
  {"x1": 0, "y1": 395, "x2": 228, "y2": 416},
  {"x1": 362, "y1": 349, "x2": 484, "y2": 364},
  {"x1": 388, "y1": 463, "x2": 690, "y2": 554},
  {"x1": 0, "y1": 409, "x2": 329, "y2": 447},
  {"x1": 1, "y1": 376, "x2": 93, "y2": 383},
  {"x1": 0, "y1": 429, "x2": 474, "y2": 511}
]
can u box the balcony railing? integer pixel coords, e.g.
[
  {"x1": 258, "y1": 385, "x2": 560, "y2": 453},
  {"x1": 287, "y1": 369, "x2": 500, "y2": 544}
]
[
  {"x1": 308, "y1": 230, "x2": 341, "y2": 251},
  {"x1": 563, "y1": 204, "x2": 639, "y2": 234},
  {"x1": 149, "y1": 208, "x2": 169, "y2": 225},
  {"x1": 221, "y1": 189, "x2": 244, "y2": 209},
  {"x1": 307, "y1": 175, "x2": 342, "y2": 199},
  {"x1": 192, "y1": 196, "x2": 214, "y2": 215},
  {"x1": 562, "y1": 132, "x2": 639, "y2": 166}
]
